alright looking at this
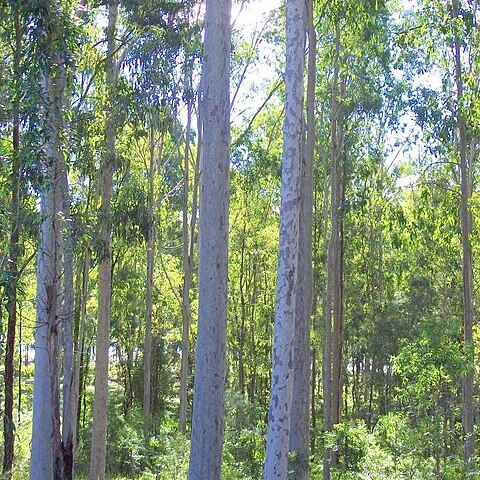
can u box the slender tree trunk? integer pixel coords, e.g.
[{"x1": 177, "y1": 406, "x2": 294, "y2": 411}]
[
  {"x1": 179, "y1": 95, "x2": 197, "y2": 434},
  {"x1": 89, "y1": 1, "x2": 118, "y2": 478},
  {"x1": 452, "y1": 0, "x2": 475, "y2": 466},
  {"x1": 187, "y1": 0, "x2": 231, "y2": 477},
  {"x1": 323, "y1": 22, "x2": 341, "y2": 480},
  {"x1": 57, "y1": 68, "x2": 76, "y2": 480},
  {"x1": 74, "y1": 250, "x2": 90, "y2": 443},
  {"x1": 143, "y1": 122, "x2": 156, "y2": 421},
  {"x1": 288, "y1": 0, "x2": 315, "y2": 477},
  {"x1": 264, "y1": 1, "x2": 306, "y2": 478},
  {"x1": 3, "y1": 6, "x2": 21, "y2": 475},
  {"x1": 332, "y1": 76, "x2": 346, "y2": 433}
]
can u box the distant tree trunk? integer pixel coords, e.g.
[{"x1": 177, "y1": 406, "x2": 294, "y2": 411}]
[
  {"x1": 3, "y1": 6, "x2": 22, "y2": 476},
  {"x1": 323, "y1": 21, "x2": 341, "y2": 480},
  {"x1": 288, "y1": 0, "x2": 315, "y2": 477},
  {"x1": 452, "y1": 0, "x2": 475, "y2": 466},
  {"x1": 143, "y1": 121, "x2": 156, "y2": 421},
  {"x1": 56, "y1": 64, "x2": 76, "y2": 480},
  {"x1": 89, "y1": 1, "x2": 118, "y2": 478},
  {"x1": 179, "y1": 93, "x2": 200, "y2": 434},
  {"x1": 264, "y1": 1, "x2": 306, "y2": 478},
  {"x1": 331, "y1": 75, "x2": 346, "y2": 431},
  {"x1": 74, "y1": 249, "x2": 90, "y2": 441},
  {"x1": 187, "y1": 0, "x2": 231, "y2": 477}
]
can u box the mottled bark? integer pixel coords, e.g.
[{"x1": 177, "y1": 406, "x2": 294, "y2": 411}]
[
  {"x1": 264, "y1": 1, "x2": 306, "y2": 478},
  {"x1": 187, "y1": 0, "x2": 231, "y2": 477},
  {"x1": 288, "y1": 0, "x2": 315, "y2": 477},
  {"x1": 30, "y1": 61, "x2": 66, "y2": 480},
  {"x1": 89, "y1": 1, "x2": 118, "y2": 478}
]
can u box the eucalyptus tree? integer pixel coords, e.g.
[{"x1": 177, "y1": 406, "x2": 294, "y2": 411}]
[
  {"x1": 288, "y1": 0, "x2": 315, "y2": 478},
  {"x1": 1, "y1": 1, "x2": 23, "y2": 475},
  {"x1": 263, "y1": 0, "x2": 306, "y2": 478},
  {"x1": 29, "y1": 0, "x2": 76, "y2": 478},
  {"x1": 451, "y1": 0, "x2": 475, "y2": 465},
  {"x1": 187, "y1": 0, "x2": 231, "y2": 477},
  {"x1": 89, "y1": 1, "x2": 118, "y2": 478}
]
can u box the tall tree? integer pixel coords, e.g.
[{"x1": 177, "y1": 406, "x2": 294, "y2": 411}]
[
  {"x1": 263, "y1": 0, "x2": 306, "y2": 478},
  {"x1": 288, "y1": 0, "x2": 315, "y2": 477},
  {"x1": 89, "y1": 0, "x2": 118, "y2": 478},
  {"x1": 452, "y1": 0, "x2": 475, "y2": 467},
  {"x1": 179, "y1": 88, "x2": 200, "y2": 434},
  {"x1": 143, "y1": 119, "x2": 156, "y2": 421},
  {"x1": 187, "y1": 0, "x2": 231, "y2": 477},
  {"x1": 3, "y1": 3, "x2": 22, "y2": 475},
  {"x1": 29, "y1": 1, "x2": 71, "y2": 477}
]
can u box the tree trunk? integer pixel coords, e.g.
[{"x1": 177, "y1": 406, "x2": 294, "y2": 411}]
[
  {"x1": 452, "y1": 0, "x2": 475, "y2": 466},
  {"x1": 288, "y1": 0, "x2": 315, "y2": 477},
  {"x1": 58, "y1": 70, "x2": 76, "y2": 480},
  {"x1": 264, "y1": 1, "x2": 306, "y2": 478},
  {"x1": 143, "y1": 122, "x2": 156, "y2": 421},
  {"x1": 89, "y1": 1, "x2": 118, "y2": 478},
  {"x1": 179, "y1": 94, "x2": 198, "y2": 434},
  {"x1": 30, "y1": 53, "x2": 66, "y2": 480},
  {"x1": 3, "y1": 6, "x2": 21, "y2": 475},
  {"x1": 323, "y1": 22, "x2": 341, "y2": 480},
  {"x1": 187, "y1": 0, "x2": 231, "y2": 477}
]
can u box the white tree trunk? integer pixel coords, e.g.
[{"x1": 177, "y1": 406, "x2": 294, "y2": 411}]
[
  {"x1": 89, "y1": 1, "x2": 117, "y2": 478},
  {"x1": 264, "y1": 1, "x2": 306, "y2": 478},
  {"x1": 187, "y1": 0, "x2": 231, "y2": 477},
  {"x1": 30, "y1": 70, "x2": 65, "y2": 480},
  {"x1": 288, "y1": 0, "x2": 315, "y2": 477}
]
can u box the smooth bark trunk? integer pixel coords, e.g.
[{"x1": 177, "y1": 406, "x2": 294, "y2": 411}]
[
  {"x1": 452, "y1": 0, "x2": 475, "y2": 466},
  {"x1": 323, "y1": 22, "x2": 342, "y2": 480},
  {"x1": 30, "y1": 54, "x2": 66, "y2": 480},
  {"x1": 288, "y1": 0, "x2": 315, "y2": 477},
  {"x1": 187, "y1": 0, "x2": 231, "y2": 477},
  {"x1": 89, "y1": 1, "x2": 118, "y2": 478},
  {"x1": 264, "y1": 1, "x2": 306, "y2": 478},
  {"x1": 180, "y1": 95, "x2": 199, "y2": 434}
]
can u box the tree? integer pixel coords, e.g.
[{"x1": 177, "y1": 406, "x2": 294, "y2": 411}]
[
  {"x1": 288, "y1": 0, "x2": 315, "y2": 477},
  {"x1": 89, "y1": 0, "x2": 118, "y2": 478},
  {"x1": 29, "y1": 1, "x2": 72, "y2": 477},
  {"x1": 451, "y1": 0, "x2": 475, "y2": 466},
  {"x1": 187, "y1": 0, "x2": 231, "y2": 477},
  {"x1": 3, "y1": 2, "x2": 22, "y2": 475},
  {"x1": 263, "y1": 0, "x2": 306, "y2": 478}
]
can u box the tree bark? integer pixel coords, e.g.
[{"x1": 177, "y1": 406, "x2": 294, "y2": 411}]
[
  {"x1": 179, "y1": 95, "x2": 197, "y2": 434},
  {"x1": 288, "y1": 0, "x2": 315, "y2": 477},
  {"x1": 452, "y1": 0, "x2": 475, "y2": 467},
  {"x1": 30, "y1": 44, "x2": 67, "y2": 480},
  {"x1": 187, "y1": 0, "x2": 231, "y2": 477},
  {"x1": 264, "y1": 1, "x2": 306, "y2": 478},
  {"x1": 3, "y1": 5, "x2": 22, "y2": 475},
  {"x1": 143, "y1": 121, "x2": 156, "y2": 420},
  {"x1": 323, "y1": 21, "x2": 342, "y2": 480},
  {"x1": 89, "y1": 1, "x2": 118, "y2": 478}
]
